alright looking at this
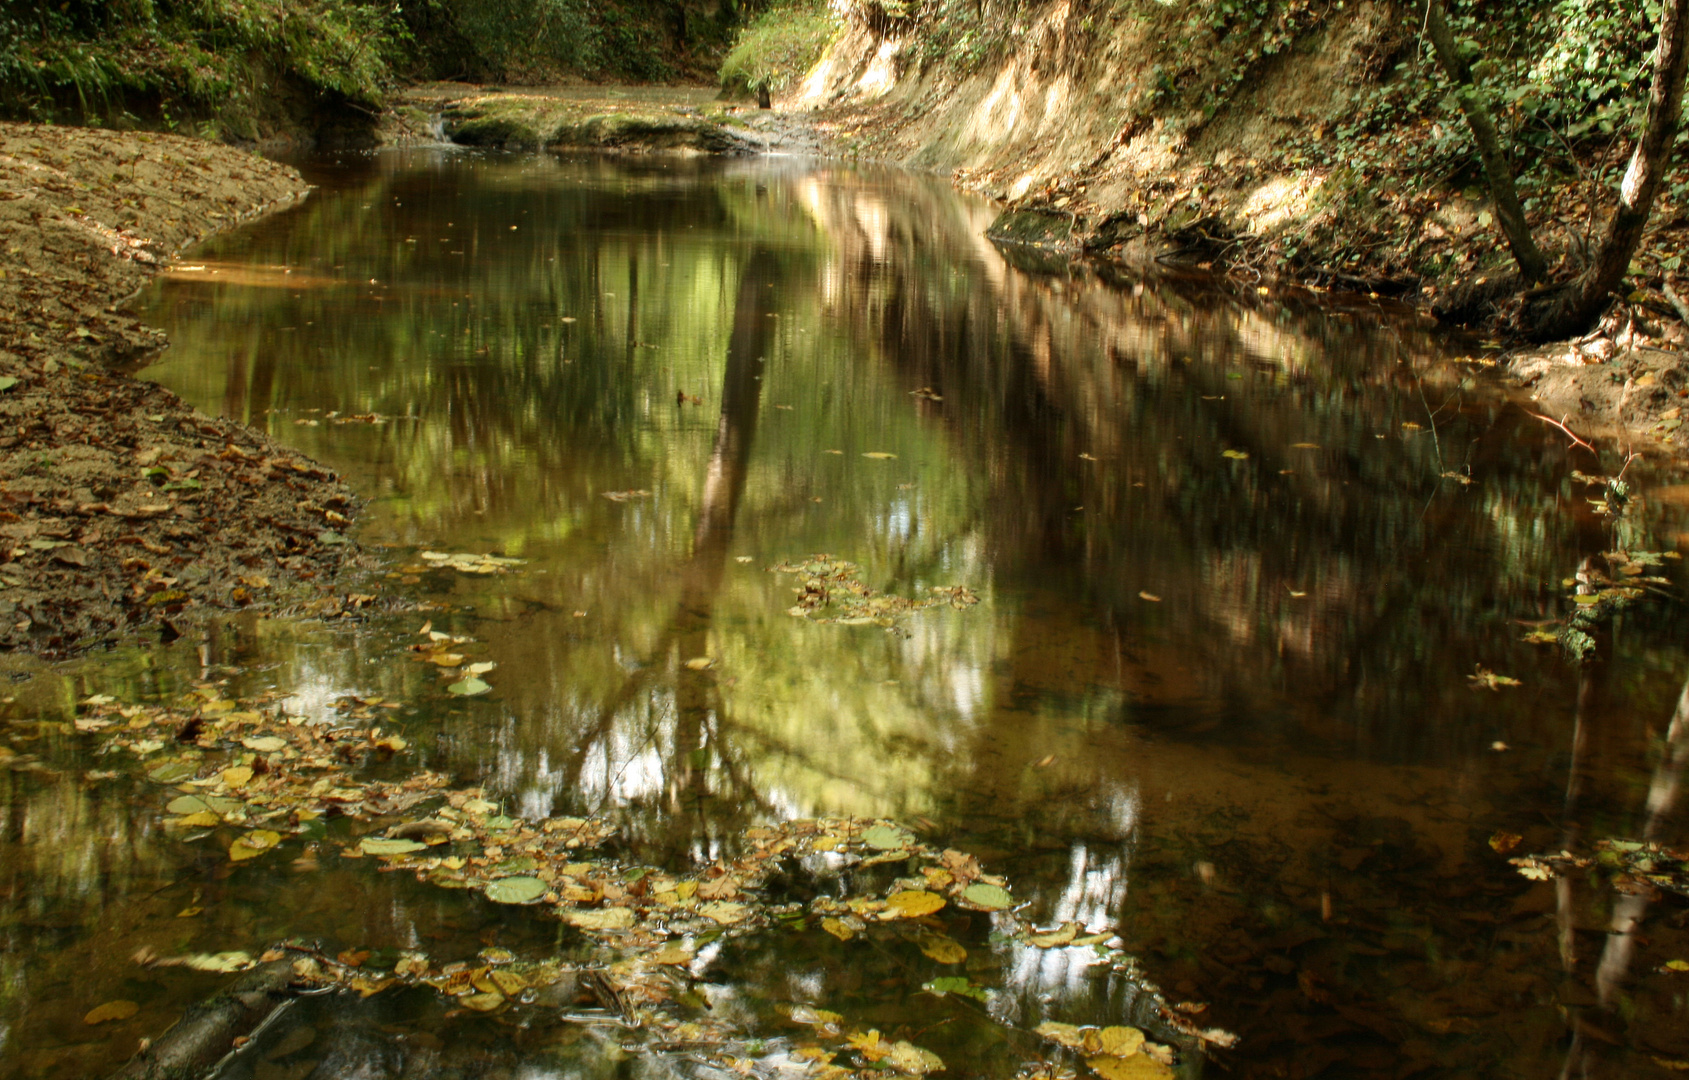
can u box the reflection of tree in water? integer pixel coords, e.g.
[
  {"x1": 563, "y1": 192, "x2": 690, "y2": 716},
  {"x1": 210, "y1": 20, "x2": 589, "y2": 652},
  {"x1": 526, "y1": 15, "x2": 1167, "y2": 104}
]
[{"x1": 123, "y1": 158, "x2": 1689, "y2": 1078}]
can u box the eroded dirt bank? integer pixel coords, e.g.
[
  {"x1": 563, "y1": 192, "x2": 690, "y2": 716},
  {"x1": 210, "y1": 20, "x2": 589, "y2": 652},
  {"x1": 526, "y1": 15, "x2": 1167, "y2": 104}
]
[
  {"x1": 0, "y1": 123, "x2": 362, "y2": 655},
  {"x1": 785, "y1": 5, "x2": 1689, "y2": 455}
]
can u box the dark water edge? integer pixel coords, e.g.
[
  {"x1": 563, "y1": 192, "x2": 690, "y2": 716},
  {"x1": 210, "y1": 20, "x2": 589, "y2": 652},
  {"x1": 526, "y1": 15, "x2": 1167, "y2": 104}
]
[{"x1": 0, "y1": 148, "x2": 1684, "y2": 1079}]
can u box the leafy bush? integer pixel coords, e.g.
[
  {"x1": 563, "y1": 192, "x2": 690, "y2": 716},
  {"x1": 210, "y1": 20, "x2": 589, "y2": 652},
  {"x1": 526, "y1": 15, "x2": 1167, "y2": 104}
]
[
  {"x1": 0, "y1": 0, "x2": 402, "y2": 127},
  {"x1": 720, "y1": 1, "x2": 840, "y2": 97}
]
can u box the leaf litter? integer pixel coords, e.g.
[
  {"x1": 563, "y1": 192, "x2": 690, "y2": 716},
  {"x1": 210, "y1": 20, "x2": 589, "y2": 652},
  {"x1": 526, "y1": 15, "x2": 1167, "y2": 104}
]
[
  {"x1": 773, "y1": 556, "x2": 979, "y2": 627},
  {"x1": 74, "y1": 670, "x2": 1232, "y2": 1079}
]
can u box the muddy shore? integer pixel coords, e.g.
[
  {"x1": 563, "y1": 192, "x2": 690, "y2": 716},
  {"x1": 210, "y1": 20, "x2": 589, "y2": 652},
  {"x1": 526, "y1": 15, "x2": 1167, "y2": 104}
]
[{"x1": 0, "y1": 123, "x2": 365, "y2": 655}]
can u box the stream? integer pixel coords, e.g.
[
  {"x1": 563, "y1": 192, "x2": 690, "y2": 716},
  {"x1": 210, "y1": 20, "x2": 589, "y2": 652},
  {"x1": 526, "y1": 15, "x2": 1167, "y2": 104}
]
[{"x1": 2, "y1": 147, "x2": 1687, "y2": 1079}]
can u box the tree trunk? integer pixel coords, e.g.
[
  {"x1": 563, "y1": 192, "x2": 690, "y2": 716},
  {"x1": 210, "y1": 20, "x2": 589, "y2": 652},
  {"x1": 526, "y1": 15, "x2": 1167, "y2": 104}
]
[
  {"x1": 1423, "y1": 0, "x2": 1549, "y2": 283},
  {"x1": 1525, "y1": 0, "x2": 1689, "y2": 341}
]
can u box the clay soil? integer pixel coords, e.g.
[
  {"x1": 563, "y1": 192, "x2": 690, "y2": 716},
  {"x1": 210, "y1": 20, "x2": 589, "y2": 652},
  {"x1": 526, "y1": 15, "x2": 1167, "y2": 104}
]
[{"x1": 0, "y1": 123, "x2": 366, "y2": 656}]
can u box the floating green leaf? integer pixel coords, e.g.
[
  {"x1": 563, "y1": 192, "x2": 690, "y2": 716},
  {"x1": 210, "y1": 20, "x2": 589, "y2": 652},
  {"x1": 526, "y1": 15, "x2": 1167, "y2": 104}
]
[
  {"x1": 862, "y1": 824, "x2": 914, "y2": 850},
  {"x1": 484, "y1": 876, "x2": 547, "y2": 904},
  {"x1": 147, "y1": 761, "x2": 196, "y2": 784},
  {"x1": 166, "y1": 795, "x2": 210, "y2": 815},
  {"x1": 923, "y1": 975, "x2": 987, "y2": 1001},
  {"x1": 447, "y1": 677, "x2": 491, "y2": 696},
  {"x1": 962, "y1": 882, "x2": 1012, "y2": 910},
  {"x1": 361, "y1": 837, "x2": 428, "y2": 856}
]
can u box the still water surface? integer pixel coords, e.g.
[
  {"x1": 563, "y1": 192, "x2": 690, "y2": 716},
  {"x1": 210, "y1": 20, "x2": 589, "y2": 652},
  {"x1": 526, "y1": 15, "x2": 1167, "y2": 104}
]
[{"x1": 2, "y1": 149, "x2": 1687, "y2": 1078}]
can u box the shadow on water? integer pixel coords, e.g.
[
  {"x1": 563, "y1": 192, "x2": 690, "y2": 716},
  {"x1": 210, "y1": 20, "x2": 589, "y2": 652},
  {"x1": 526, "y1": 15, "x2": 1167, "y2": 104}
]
[{"x1": 0, "y1": 148, "x2": 1685, "y2": 1078}]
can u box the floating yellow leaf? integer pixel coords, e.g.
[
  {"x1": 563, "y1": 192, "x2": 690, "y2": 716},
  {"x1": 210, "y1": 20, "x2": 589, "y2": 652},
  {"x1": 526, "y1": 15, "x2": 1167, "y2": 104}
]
[
  {"x1": 683, "y1": 657, "x2": 714, "y2": 670},
  {"x1": 699, "y1": 900, "x2": 751, "y2": 925},
  {"x1": 1098, "y1": 1026, "x2": 1146, "y2": 1058},
  {"x1": 459, "y1": 992, "x2": 504, "y2": 1012},
  {"x1": 221, "y1": 766, "x2": 253, "y2": 789},
  {"x1": 884, "y1": 1041, "x2": 944, "y2": 1075},
  {"x1": 84, "y1": 1000, "x2": 138, "y2": 1025},
  {"x1": 242, "y1": 736, "x2": 286, "y2": 753},
  {"x1": 862, "y1": 452, "x2": 898, "y2": 459},
  {"x1": 1666, "y1": 959, "x2": 1689, "y2": 972},
  {"x1": 1035, "y1": 1022, "x2": 1085, "y2": 1049},
  {"x1": 491, "y1": 969, "x2": 527, "y2": 995},
  {"x1": 649, "y1": 944, "x2": 694, "y2": 966},
  {"x1": 1290, "y1": 442, "x2": 1320, "y2": 449},
  {"x1": 1488, "y1": 832, "x2": 1523, "y2": 854},
  {"x1": 848, "y1": 1030, "x2": 887, "y2": 1061},
  {"x1": 821, "y1": 917, "x2": 856, "y2": 941},
  {"x1": 562, "y1": 907, "x2": 636, "y2": 931},
  {"x1": 174, "y1": 811, "x2": 220, "y2": 828},
  {"x1": 885, "y1": 890, "x2": 946, "y2": 918},
  {"x1": 1088, "y1": 1054, "x2": 1174, "y2": 1080},
  {"x1": 1221, "y1": 449, "x2": 1248, "y2": 460},
  {"x1": 919, "y1": 936, "x2": 967, "y2": 964},
  {"x1": 1138, "y1": 591, "x2": 1161, "y2": 602},
  {"x1": 229, "y1": 829, "x2": 281, "y2": 862},
  {"x1": 1028, "y1": 922, "x2": 1078, "y2": 948}
]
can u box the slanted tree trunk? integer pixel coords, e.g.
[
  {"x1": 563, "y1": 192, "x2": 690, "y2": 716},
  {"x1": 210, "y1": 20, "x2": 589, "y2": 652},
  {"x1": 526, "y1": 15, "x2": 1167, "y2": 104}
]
[
  {"x1": 1423, "y1": 0, "x2": 1549, "y2": 283},
  {"x1": 1525, "y1": 0, "x2": 1689, "y2": 340}
]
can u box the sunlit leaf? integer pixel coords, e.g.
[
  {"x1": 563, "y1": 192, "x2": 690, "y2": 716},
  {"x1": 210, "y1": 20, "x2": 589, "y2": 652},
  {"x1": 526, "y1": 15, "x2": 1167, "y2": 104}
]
[
  {"x1": 562, "y1": 907, "x2": 636, "y2": 931},
  {"x1": 862, "y1": 452, "x2": 898, "y2": 459},
  {"x1": 242, "y1": 736, "x2": 287, "y2": 753},
  {"x1": 183, "y1": 951, "x2": 255, "y2": 973},
  {"x1": 961, "y1": 883, "x2": 1012, "y2": 910},
  {"x1": 699, "y1": 901, "x2": 752, "y2": 925},
  {"x1": 174, "y1": 811, "x2": 221, "y2": 828},
  {"x1": 821, "y1": 917, "x2": 856, "y2": 941},
  {"x1": 1088, "y1": 1054, "x2": 1174, "y2": 1079},
  {"x1": 221, "y1": 765, "x2": 253, "y2": 788},
  {"x1": 862, "y1": 825, "x2": 914, "y2": 850},
  {"x1": 1035, "y1": 1022, "x2": 1085, "y2": 1049},
  {"x1": 1098, "y1": 1026, "x2": 1146, "y2": 1057},
  {"x1": 460, "y1": 991, "x2": 505, "y2": 1012},
  {"x1": 361, "y1": 837, "x2": 428, "y2": 856},
  {"x1": 885, "y1": 890, "x2": 946, "y2": 918},
  {"x1": 229, "y1": 830, "x2": 282, "y2": 862},
  {"x1": 1221, "y1": 449, "x2": 1248, "y2": 459},
  {"x1": 1028, "y1": 922, "x2": 1078, "y2": 948},
  {"x1": 166, "y1": 795, "x2": 210, "y2": 815},
  {"x1": 447, "y1": 677, "x2": 491, "y2": 696},
  {"x1": 884, "y1": 1041, "x2": 944, "y2": 1075},
  {"x1": 484, "y1": 876, "x2": 547, "y2": 904},
  {"x1": 84, "y1": 1000, "x2": 138, "y2": 1025},
  {"x1": 684, "y1": 657, "x2": 715, "y2": 670},
  {"x1": 1665, "y1": 959, "x2": 1689, "y2": 972}
]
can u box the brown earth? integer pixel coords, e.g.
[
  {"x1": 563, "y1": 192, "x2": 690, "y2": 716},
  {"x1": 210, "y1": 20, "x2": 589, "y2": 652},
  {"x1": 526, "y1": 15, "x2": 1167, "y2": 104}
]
[
  {"x1": 0, "y1": 122, "x2": 366, "y2": 656},
  {"x1": 783, "y1": 7, "x2": 1689, "y2": 458}
]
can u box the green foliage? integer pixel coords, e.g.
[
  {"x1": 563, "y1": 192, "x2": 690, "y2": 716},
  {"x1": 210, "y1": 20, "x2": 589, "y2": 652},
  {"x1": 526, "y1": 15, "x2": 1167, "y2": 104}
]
[
  {"x1": 399, "y1": 0, "x2": 682, "y2": 82},
  {"x1": 720, "y1": 1, "x2": 840, "y2": 96},
  {"x1": 0, "y1": 0, "x2": 402, "y2": 127}
]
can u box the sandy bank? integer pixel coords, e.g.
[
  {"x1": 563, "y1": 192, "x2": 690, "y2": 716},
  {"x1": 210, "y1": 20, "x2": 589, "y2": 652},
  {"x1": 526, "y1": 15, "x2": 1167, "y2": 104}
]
[{"x1": 0, "y1": 123, "x2": 363, "y2": 655}]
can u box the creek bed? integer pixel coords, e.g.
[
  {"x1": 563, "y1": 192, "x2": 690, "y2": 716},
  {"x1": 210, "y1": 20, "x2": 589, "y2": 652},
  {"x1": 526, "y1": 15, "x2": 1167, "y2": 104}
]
[{"x1": 1, "y1": 148, "x2": 1686, "y2": 1079}]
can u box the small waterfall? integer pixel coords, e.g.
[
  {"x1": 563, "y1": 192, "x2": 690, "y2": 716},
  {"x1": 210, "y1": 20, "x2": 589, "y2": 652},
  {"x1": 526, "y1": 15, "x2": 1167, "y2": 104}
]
[{"x1": 425, "y1": 111, "x2": 448, "y2": 144}]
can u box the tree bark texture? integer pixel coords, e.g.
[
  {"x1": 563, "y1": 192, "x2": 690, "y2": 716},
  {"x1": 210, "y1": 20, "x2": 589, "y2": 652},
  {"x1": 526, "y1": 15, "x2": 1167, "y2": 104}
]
[
  {"x1": 1423, "y1": 0, "x2": 1550, "y2": 283},
  {"x1": 1526, "y1": 0, "x2": 1689, "y2": 340},
  {"x1": 108, "y1": 961, "x2": 295, "y2": 1080}
]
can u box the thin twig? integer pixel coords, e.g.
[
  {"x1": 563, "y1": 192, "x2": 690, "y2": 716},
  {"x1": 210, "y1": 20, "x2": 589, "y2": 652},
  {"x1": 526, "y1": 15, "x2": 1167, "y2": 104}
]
[{"x1": 1525, "y1": 410, "x2": 1598, "y2": 454}]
